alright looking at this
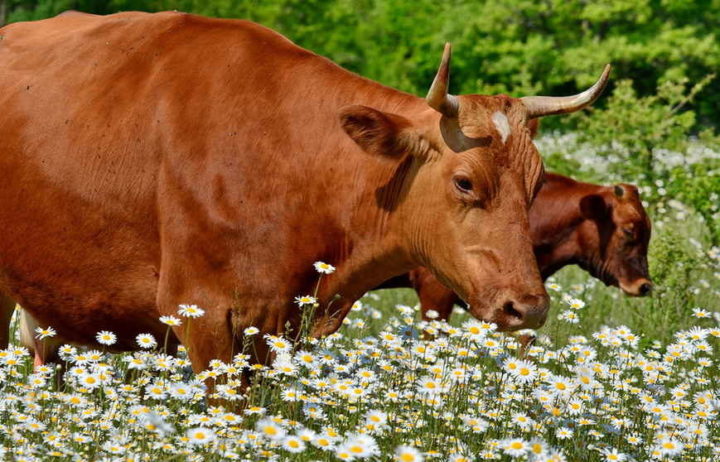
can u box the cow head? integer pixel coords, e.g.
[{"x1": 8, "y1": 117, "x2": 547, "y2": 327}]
[
  {"x1": 578, "y1": 184, "x2": 652, "y2": 296},
  {"x1": 341, "y1": 44, "x2": 610, "y2": 330}
]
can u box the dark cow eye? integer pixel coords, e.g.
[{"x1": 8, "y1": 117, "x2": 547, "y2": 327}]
[
  {"x1": 453, "y1": 176, "x2": 473, "y2": 194},
  {"x1": 622, "y1": 227, "x2": 636, "y2": 242}
]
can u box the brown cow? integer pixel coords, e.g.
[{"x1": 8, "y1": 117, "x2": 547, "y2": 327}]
[
  {"x1": 381, "y1": 172, "x2": 652, "y2": 322},
  {"x1": 0, "y1": 12, "x2": 608, "y2": 371},
  {"x1": 12, "y1": 172, "x2": 652, "y2": 362}
]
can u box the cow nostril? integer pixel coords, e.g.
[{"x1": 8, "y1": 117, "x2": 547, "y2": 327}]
[
  {"x1": 639, "y1": 282, "x2": 653, "y2": 296},
  {"x1": 503, "y1": 301, "x2": 523, "y2": 320}
]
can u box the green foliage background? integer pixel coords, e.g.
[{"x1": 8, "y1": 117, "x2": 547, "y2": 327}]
[{"x1": 4, "y1": 0, "x2": 720, "y2": 132}]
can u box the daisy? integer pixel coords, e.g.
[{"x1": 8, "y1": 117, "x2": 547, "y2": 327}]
[
  {"x1": 178, "y1": 304, "x2": 205, "y2": 318},
  {"x1": 186, "y1": 427, "x2": 216, "y2": 445},
  {"x1": 295, "y1": 428, "x2": 315, "y2": 442},
  {"x1": 314, "y1": 434, "x2": 335, "y2": 450},
  {"x1": 296, "y1": 351, "x2": 316, "y2": 366},
  {"x1": 558, "y1": 310, "x2": 580, "y2": 323},
  {"x1": 657, "y1": 438, "x2": 683, "y2": 457},
  {"x1": 450, "y1": 456, "x2": 471, "y2": 462},
  {"x1": 395, "y1": 445, "x2": 423, "y2": 462},
  {"x1": 335, "y1": 446, "x2": 354, "y2": 460},
  {"x1": 502, "y1": 439, "x2": 527, "y2": 457},
  {"x1": 314, "y1": 261, "x2": 336, "y2": 274},
  {"x1": 508, "y1": 359, "x2": 537, "y2": 383},
  {"x1": 528, "y1": 439, "x2": 546, "y2": 457},
  {"x1": 159, "y1": 315, "x2": 182, "y2": 326},
  {"x1": 503, "y1": 358, "x2": 520, "y2": 374},
  {"x1": 417, "y1": 378, "x2": 443, "y2": 395},
  {"x1": 244, "y1": 326, "x2": 259, "y2": 336},
  {"x1": 340, "y1": 433, "x2": 379, "y2": 458},
  {"x1": 72, "y1": 434, "x2": 90, "y2": 443},
  {"x1": 59, "y1": 344, "x2": 77, "y2": 357},
  {"x1": 256, "y1": 418, "x2": 286, "y2": 441},
  {"x1": 34, "y1": 326, "x2": 57, "y2": 340},
  {"x1": 295, "y1": 295, "x2": 318, "y2": 307},
  {"x1": 266, "y1": 336, "x2": 292, "y2": 353},
  {"x1": 136, "y1": 334, "x2": 157, "y2": 349},
  {"x1": 125, "y1": 355, "x2": 147, "y2": 370},
  {"x1": 95, "y1": 330, "x2": 117, "y2": 345},
  {"x1": 550, "y1": 376, "x2": 573, "y2": 394},
  {"x1": 692, "y1": 307, "x2": 711, "y2": 318},
  {"x1": 603, "y1": 448, "x2": 627, "y2": 461},
  {"x1": 77, "y1": 373, "x2": 103, "y2": 390},
  {"x1": 145, "y1": 383, "x2": 166, "y2": 399},
  {"x1": 282, "y1": 435, "x2": 306, "y2": 453},
  {"x1": 365, "y1": 410, "x2": 387, "y2": 426},
  {"x1": 512, "y1": 413, "x2": 534, "y2": 429},
  {"x1": 244, "y1": 406, "x2": 266, "y2": 415}
]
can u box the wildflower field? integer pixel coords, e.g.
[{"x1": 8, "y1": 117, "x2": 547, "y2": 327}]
[{"x1": 0, "y1": 130, "x2": 718, "y2": 461}]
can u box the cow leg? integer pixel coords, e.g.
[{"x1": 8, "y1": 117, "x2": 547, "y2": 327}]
[
  {"x1": 161, "y1": 308, "x2": 239, "y2": 406},
  {"x1": 18, "y1": 308, "x2": 63, "y2": 366},
  {"x1": 0, "y1": 292, "x2": 15, "y2": 350},
  {"x1": 517, "y1": 332, "x2": 537, "y2": 359},
  {"x1": 170, "y1": 312, "x2": 236, "y2": 375},
  {"x1": 413, "y1": 272, "x2": 458, "y2": 322},
  {"x1": 409, "y1": 271, "x2": 459, "y2": 341}
]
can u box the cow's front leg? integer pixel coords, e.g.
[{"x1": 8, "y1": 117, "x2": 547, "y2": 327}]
[
  {"x1": 155, "y1": 277, "x2": 236, "y2": 375},
  {"x1": 412, "y1": 270, "x2": 458, "y2": 322},
  {"x1": 17, "y1": 307, "x2": 62, "y2": 365},
  {"x1": 0, "y1": 293, "x2": 15, "y2": 349},
  {"x1": 159, "y1": 302, "x2": 236, "y2": 375}
]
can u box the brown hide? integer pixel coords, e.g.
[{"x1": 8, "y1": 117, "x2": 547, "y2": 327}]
[
  {"x1": 382, "y1": 173, "x2": 652, "y2": 321},
  {"x1": 0, "y1": 12, "x2": 610, "y2": 370}
]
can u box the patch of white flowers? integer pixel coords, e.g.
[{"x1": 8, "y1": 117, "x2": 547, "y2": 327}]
[{"x1": 0, "y1": 289, "x2": 718, "y2": 461}]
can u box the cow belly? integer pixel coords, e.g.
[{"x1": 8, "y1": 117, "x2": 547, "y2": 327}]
[
  {"x1": 0, "y1": 162, "x2": 162, "y2": 350},
  {"x1": 1, "y1": 273, "x2": 163, "y2": 351},
  {"x1": 0, "y1": 256, "x2": 163, "y2": 351}
]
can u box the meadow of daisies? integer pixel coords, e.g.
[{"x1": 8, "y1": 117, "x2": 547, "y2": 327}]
[{"x1": 0, "y1": 135, "x2": 719, "y2": 461}]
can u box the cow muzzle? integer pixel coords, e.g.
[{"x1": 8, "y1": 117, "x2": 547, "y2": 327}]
[
  {"x1": 619, "y1": 278, "x2": 653, "y2": 297},
  {"x1": 493, "y1": 293, "x2": 550, "y2": 331}
]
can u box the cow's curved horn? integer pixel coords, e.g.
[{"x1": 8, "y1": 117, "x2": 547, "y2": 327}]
[
  {"x1": 521, "y1": 64, "x2": 611, "y2": 118},
  {"x1": 426, "y1": 43, "x2": 459, "y2": 117}
]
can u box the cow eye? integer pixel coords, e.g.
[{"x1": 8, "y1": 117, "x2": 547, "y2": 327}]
[
  {"x1": 453, "y1": 176, "x2": 473, "y2": 194},
  {"x1": 622, "y1": 227, "x2": 635, "y2": 240}
]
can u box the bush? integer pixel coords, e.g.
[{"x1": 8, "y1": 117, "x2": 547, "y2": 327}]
[{"x1": 5, "y1": 0, "x2": 720, "y2": 133}]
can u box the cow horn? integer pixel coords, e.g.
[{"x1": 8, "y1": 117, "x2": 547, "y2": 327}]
[
  {"x1": 426, "y1": 43, "x2": 459, "y2": 117},
  {"x1": 521, "y1": 64, "x2": 612, "y2": 118}
]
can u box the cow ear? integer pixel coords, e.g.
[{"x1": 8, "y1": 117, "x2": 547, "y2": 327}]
[
  {"x1": 579, "y1": 194, "x2": 609, "y2": 220},
  {"x1": 340, "y1": 105, "x2": 421, "y2": 158}
]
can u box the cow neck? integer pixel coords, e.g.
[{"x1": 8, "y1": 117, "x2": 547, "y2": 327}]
[
  {"x1": 531, "y1": 175, "x2": 605, "y2": 280},
  {"x1": 314, "y1": 151, "x2": 419, "y2": 305},
  {"x1": 306, "y1": 161, "x2": 418, "y2": 338},
  {"x1": 574, "y1": 215, "x2": 617, "y2": 287},
  {"x1": 307, "y1": 88, "x2": 428, "y2": 334}
]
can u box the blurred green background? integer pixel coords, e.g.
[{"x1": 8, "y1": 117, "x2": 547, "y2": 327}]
[{"x1": 3, "y1": 0, "x2": 720, "y2": 132}]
